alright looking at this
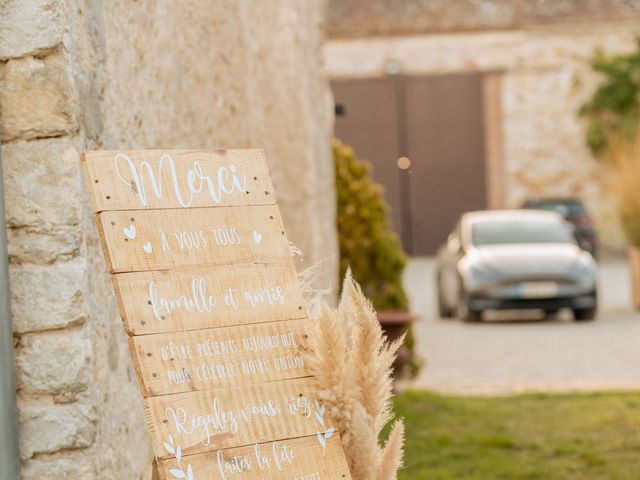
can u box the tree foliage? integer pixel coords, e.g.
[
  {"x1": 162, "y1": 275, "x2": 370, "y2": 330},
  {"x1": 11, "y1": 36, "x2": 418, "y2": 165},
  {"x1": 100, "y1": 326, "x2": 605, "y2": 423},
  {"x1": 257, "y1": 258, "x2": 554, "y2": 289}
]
[
  {"x1": 580, "y1": 40, "x2": 640, "y2": 156},
  {"x1": 334, "y1": 139, "x2": 409, "y2": 311}
]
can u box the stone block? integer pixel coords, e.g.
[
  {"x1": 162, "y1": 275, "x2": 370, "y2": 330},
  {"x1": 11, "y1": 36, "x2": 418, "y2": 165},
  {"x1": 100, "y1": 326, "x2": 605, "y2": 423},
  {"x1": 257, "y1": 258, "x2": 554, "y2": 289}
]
[
  {"x1": 21, "y1": 449, "x2": 96, "y2": 480},
  {"x1": 0, "y1": 0, "x2": 65, "y2": 60},
  {"x1": 2, "y1": 139, "x2": 82, "y2": 227},
  {"x1": 10, "y1": 258, "x2": 88, "y2": 333},
  {"x1": 19, "y1": 403, "x2": 95, "y2": 459},
  {"x1": 7, "y1": 226, "x2": 82, "y2": 264},
  {"x1": 15, "y1": 327, "x2": 91, "y2": 393},
  {"x1": 0, "y1": 54, "x2": 78, "y2": 141}
]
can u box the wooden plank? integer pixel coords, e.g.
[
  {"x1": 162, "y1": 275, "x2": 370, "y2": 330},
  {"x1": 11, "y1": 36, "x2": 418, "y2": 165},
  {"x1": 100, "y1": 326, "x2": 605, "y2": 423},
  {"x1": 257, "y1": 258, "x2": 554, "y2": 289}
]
[
  {"x1": 112, "y1": 263, "x2": 305, "y2": 335},
  {"x1": 81, "y1": 149, "x2": 275, "y2": 213},
  {"x1": 145, "y1": 377, "x2": 335, "y2": 460},
  {"x1": 96, "y1": 205, "x2": 290, "y2": 273},
  {"x1": 157, "y1": 434, "x2": 349, "y2": 480},
  {"x1": 131, "y1": 319, "x2": 311, "y2": 397}
]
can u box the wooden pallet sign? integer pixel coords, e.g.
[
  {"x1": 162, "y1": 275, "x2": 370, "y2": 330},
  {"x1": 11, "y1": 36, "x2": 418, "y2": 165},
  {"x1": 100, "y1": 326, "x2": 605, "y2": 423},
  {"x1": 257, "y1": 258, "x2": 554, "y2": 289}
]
[{"x1": 82, "y1": 149, "x2": 352, "y2": 480}]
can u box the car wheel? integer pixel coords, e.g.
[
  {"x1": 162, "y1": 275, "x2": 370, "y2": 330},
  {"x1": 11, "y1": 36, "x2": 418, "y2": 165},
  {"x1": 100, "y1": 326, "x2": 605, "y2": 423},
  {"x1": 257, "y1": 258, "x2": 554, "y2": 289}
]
[
  {"x1": 436, "y1": 272, "x2": 455, "y2": 318},
  {"x1": 573, "y1": 308, "x2": 596, "y2": 321},
  {"x1": 459, "y1": 302, "x2": 482, "y2": 323},
  {"x1": 438, "y1": 295, "x2": 455, "y2": 318},
  {"x1": 544, "y1": 309, "x2": 559, "y2": 319}
]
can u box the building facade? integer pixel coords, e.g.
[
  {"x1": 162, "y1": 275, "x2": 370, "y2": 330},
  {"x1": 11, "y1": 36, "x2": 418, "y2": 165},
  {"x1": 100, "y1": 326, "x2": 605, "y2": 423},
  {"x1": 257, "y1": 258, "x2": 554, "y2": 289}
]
[{"x1": 325, "y1": 0, "x2": 640, "y2": 254}]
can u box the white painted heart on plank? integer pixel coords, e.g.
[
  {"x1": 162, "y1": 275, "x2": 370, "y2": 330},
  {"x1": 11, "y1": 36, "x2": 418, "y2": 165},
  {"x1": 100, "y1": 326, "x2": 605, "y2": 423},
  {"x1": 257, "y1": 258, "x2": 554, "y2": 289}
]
[
  {"x1": 252, "y1": 230, "x2": 263, "y2": 245},
  {"x1": 143, "y1": 242, "x2": 153, "y2": 254},
  {"x1": 123, "y1": 224, "x2": 136, "y2": 240}
]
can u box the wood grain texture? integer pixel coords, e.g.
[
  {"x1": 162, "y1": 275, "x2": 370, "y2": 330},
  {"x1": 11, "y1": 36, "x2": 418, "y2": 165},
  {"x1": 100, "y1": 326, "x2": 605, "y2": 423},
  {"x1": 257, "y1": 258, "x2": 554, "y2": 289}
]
[
  {"x1": 145, "y1": 377, "x2": 335, "y2": 460},
  {"x1": 113, "y1": 263, "x2": 305, "y2": 335},
  {"x1": 157, "y1": 434, "x2": 350, "y2": 480},
  {"x1": 81, "y1": 149, "x2": 275, "y2": 212},
  {"x1": 131, "y1": 318, "x2": 312, "y2": 396},
  {"x1": 96, "y1": 205, "x2": 290, "y2": 273}
]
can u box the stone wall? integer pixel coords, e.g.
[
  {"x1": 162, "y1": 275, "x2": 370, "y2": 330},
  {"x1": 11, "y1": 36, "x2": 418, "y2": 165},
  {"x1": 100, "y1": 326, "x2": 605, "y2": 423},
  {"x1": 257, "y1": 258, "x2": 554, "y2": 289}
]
[
  {"x1": 1, "y1": 1, "x2": 335, "y2": 478},
  {"x1": 327, "y1": 0, "x2": 640, "y2": 38},
  {"x1": 324, "y1": 22, "x2": 640, "y2": 249}
]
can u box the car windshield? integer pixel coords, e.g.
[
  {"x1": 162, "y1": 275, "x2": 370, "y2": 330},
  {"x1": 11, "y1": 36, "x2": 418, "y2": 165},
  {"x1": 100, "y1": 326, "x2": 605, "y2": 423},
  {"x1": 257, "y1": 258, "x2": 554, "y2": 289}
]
[
  {"x1": 471, "y1": 218, "x2": 574, "y2": 246},
  {"x1": 524, "y1": 200, "x2": 587, "y2": 217}
]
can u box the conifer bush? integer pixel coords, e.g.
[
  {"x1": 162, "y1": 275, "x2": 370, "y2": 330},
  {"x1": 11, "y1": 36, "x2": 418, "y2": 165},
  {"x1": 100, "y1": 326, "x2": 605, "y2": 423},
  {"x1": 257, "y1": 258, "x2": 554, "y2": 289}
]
[
  {"x1": 333, "y1": 139, "x2": 409, "y2": 310},
  {"x1": 333, "y1": 139, "x2": 421, "y2": 376}
]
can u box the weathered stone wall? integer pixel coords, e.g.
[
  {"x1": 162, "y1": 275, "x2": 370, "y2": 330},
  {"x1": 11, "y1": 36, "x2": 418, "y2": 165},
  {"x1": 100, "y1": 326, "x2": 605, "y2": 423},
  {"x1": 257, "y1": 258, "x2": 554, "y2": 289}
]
[
  {"x1": 1, "y1": 1, "x2": 335, "y2": 478},
  {"x1": 327, "y1": 0, "x2": 640, "y2": 38},
  {"x1": 324, "y1": 22, "x2": 640, "y2": 249}
]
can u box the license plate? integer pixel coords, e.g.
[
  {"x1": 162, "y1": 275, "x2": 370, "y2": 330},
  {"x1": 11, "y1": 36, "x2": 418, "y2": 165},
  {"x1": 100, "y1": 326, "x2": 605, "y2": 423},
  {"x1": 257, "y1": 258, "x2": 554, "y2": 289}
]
[{"x1": 519, "y1": 282, "x2": 558, "y2": 299}]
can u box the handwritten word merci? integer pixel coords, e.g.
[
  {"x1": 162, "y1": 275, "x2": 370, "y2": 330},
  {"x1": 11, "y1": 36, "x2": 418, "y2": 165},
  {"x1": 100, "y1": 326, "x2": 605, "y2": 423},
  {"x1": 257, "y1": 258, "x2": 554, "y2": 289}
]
[
  {"x1": 114, "y1": 153, "x2": 247, "y2": 208},
  {"x1": 149, "y1": 278, "x2": 286, "y2": 322}
]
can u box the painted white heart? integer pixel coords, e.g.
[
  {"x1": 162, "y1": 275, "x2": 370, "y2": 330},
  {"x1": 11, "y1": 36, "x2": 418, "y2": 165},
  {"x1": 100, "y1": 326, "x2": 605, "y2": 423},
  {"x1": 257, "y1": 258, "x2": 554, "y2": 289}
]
[
  {"x1": 143, "y1": 242, "x2": 153, "y2": 254},
  {"x1": 252, "y1": 230, "x2": 263, "y2": 245},
  {"x1": 123, "y1": 224, "x2": 136, "y2": 240}
]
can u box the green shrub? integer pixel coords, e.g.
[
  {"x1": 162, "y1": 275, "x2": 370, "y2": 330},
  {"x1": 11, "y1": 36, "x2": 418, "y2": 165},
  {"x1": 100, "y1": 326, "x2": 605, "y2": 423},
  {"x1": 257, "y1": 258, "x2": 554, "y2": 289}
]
[
  {"x1": 580, "y1": 41, "x2": 640, "y2": 156},
  {"x1": 334, "y1": 139, "x2": 409, "y2": 310},
  {"x1": 334, "y1": 139, "x2": 421, "y2": 376},
  {"x1": 581, "y1": 42, "x2": 640, "y2": 246}
]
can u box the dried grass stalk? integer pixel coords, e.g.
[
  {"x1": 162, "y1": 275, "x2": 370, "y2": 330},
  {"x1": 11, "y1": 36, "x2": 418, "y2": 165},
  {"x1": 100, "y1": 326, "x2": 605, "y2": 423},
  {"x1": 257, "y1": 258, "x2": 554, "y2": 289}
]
[
  {"x1": 607, "y1": 135, "x2": 640, "y2": 246},
  {"x1": 378, "y1": 421, "x2": 405, "y2": 480},
  {"x1": 305, "y1": 269, "x2": 405, "y2": 480}
]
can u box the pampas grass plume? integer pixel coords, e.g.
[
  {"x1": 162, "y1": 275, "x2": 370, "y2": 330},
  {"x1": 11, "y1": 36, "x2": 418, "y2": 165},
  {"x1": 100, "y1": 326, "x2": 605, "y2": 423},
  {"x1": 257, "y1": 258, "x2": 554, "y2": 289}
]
[
  {"x1": 306, "y1": 269, "x2": 405, "y2": 480},
  {"x1": 379, "y1": 420, "x2": 405, "y2": 480}
]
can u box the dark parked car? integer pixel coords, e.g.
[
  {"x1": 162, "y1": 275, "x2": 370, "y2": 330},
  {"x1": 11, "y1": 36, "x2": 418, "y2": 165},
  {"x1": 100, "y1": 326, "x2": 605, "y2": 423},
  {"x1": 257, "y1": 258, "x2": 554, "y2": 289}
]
[
  {"x1": 436, "y1": 210, "x2": 598, "y2": 322},
  {"x1": 522, "y1": 197, "x2": 597, "y2": 257}
]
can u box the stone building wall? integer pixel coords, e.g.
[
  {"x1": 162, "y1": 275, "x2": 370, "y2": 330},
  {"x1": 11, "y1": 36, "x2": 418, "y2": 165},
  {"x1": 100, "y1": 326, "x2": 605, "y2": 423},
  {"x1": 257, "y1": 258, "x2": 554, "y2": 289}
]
[
  {"x1": 1, "y1": 1, "x2": 335, "y2": 478},
  {"x1": 324, "y1": 22, "x2": 640, "y2": 249},
  {"x1": 327, "y1": 0, "x2": 640, "y2": 37}
]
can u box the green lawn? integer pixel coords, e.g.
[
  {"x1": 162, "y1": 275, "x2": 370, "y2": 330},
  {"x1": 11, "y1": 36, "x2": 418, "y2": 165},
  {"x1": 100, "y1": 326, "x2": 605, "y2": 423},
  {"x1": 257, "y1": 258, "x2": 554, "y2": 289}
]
[{"x1": 392, "y1": 390, "x2": 640, "y2": 479}]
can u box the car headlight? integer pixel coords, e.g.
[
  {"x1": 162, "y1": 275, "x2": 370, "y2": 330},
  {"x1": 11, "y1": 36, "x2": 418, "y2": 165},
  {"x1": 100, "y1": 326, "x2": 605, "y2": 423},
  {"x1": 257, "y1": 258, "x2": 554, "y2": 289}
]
[
  {"x1": 458, "y1": 256, "x2": 491, "y2": 290},
  {"x1": 573, "y1": 253, "x2": 597, "y2": 289}
]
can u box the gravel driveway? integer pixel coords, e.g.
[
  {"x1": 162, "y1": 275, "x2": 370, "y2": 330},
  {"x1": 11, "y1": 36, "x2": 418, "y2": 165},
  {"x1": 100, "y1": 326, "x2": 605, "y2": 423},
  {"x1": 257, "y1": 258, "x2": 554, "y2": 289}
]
[{"x1": 403, "y1": 256, "x2": 640, "y2": 394}]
